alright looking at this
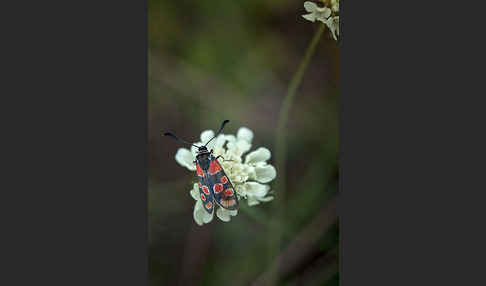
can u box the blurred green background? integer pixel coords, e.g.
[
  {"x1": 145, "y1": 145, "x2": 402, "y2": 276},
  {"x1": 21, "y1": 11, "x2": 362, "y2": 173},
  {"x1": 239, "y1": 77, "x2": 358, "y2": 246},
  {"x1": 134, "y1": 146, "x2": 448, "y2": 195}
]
[{"x1": 149, "y1": 1, "x2": 339, "y2": 285}]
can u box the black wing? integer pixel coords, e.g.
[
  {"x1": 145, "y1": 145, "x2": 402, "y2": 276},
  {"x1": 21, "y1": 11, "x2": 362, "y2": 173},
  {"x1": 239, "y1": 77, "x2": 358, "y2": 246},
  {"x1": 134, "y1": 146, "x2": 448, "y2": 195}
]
[
  {"x1": 196, "y1": 163, "x2": 214, "y2": 214},
  {"x1": 207, "y1": 156, "x2": 238, "y2": 210}
]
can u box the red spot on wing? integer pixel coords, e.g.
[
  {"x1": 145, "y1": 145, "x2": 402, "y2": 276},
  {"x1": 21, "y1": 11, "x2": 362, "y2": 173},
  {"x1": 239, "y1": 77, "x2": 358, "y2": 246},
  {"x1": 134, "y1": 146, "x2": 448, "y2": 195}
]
[
  {"x1": 221, "y1": 176, "x2": 228, "y2": 184},
  {"x1": 201, "y1": 194, "x2": 206, "y2": 201},
  {"x1": 209, "y1": 160, "x2": 222, "y2": 175},
  {"x1": 224, "y1": 188, "x2": 234, "y2": 196},
  {"x1": 202, "y1": 186, "x2": 210, "y2": 195},
  {"x1": 196, "y1": 164, "x2": 204, "y2": 177},
  {"x1": 205, "y1": 202, "x2": 212, "y2": 209},
  {"x1": 213, "y1": 183, "x2": 223, "y2": 193}
]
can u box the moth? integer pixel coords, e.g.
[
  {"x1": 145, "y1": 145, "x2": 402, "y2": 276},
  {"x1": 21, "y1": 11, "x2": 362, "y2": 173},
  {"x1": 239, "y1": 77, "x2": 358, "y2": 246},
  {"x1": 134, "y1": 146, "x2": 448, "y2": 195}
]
[{"x1": 163, "y1": 120, "x2": 238, "y2": 214}]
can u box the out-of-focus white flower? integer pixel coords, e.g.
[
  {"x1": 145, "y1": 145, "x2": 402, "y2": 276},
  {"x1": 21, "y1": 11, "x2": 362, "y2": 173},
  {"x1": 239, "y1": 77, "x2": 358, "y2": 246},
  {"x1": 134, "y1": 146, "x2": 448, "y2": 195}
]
[
  {"x1": 302, "y1": 1, "x2": 339, "y2": 42},
  {"x1": 177, "y1": 127, "x2": 277, "y2": 225}
]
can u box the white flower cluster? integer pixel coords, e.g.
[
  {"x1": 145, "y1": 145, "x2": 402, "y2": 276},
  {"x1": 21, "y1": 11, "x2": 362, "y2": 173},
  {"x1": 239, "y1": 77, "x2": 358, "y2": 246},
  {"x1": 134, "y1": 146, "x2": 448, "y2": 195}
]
[
  {"x1": 302, "y1": 0, "x2": 340, "y2": 41},
  {"x1": 175, "y1": 127, "x2": 277, "y2": 225}
]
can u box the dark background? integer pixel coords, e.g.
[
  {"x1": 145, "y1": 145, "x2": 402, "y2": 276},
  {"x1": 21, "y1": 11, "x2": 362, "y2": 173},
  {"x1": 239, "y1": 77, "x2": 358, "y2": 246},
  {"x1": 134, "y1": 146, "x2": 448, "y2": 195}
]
[
  {"x1": 148, "y1": 1, "x2": 339, "y2": 285},
  {"x1": 3, "y1": 1, "x2": 483, "y2": 286}
]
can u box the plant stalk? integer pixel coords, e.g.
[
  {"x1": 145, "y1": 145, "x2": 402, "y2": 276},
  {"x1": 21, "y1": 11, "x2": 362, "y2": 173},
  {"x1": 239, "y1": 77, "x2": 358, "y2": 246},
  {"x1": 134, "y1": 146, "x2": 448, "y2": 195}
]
[{"x1": 267, "y1": 23, "x2": 326, "y2": 285}]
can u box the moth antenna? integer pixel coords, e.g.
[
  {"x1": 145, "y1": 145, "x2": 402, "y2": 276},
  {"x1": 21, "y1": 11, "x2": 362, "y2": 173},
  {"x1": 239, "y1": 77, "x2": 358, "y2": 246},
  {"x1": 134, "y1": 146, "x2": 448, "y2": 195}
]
[
  {"x1": 162, "y1": 131, "x2": 200, "y2": 148},
  {"x1": 204, "y1": 120, "x2": 230, "y2": 147}
]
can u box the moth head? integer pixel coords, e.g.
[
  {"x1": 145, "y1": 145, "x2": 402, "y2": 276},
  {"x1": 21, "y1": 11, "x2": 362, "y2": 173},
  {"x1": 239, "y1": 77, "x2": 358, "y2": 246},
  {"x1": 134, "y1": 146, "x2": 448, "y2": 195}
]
[{"x1": 197, "y1": 146, "x2": 209, "y2": 154}]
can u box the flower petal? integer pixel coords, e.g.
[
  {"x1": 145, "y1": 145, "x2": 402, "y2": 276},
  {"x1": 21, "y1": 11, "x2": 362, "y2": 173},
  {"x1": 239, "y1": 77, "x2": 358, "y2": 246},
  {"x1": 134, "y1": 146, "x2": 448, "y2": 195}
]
[
  {"x1": 190, "y1": 183, "x2": 199, "y2": 200},
  {"x1": 330, "y1": 29, "x2": 337, "y2": 41},
  {"x1": 237, "y1": 127, "x2": 253, "y2": 144},
  {"x1": 213, "y1": 134, "x2": 227, "y2": 149},
  {"x1": 237, "y1": 140, "x2": 252, "y2": 154},
  {"x1": 190, "y1": 145, "x2": 199, "y2": 157},
  {"x1": 259, "y1": 196, "x2": 274, "y2": 202},
  {"x1": 247, "y1": 196, "x2": 260, "y2": 206},
  {"x1": 242, "y1": 182, "x2": 270, "y2": 197},
  {"x1": 325, "y1": 17, "x2": 338, "y2": 41},
  {"x1": 225, "y1": 134, "x2": 236, "y2": 143},
  {"x1": 227, "y1": 139, "x2": 252, "y2": 156},
  {"x1": 193, "y1": 199, "x2": 214, "y2": 225},
  {"x1": 216, "y1": 208, "x2": 230, "y2": 222},
  {"x1": 202, "y1": 209, "x2": 214, "y2": 223},
  {"x1": 200, "y1": 130, "x2": 215, "y2": 144},
  {"x1": 302, "y1": 14, "x2": 316, "y2": 22},
  {"x1": 304, "y1": 1, "x2": 317, "y2": 12},
  {"x1": 216, "y1": 208, "x2": 238, "y2": 222},
  {"x1": 245, "y1": 147, "x2": 271, "y2": 164},
  {"x1": 193, "y1": 200, "x2": 205, "y2": 226},
  {"x1": 175, "y1": 148, "x2": 196, "y2": 171},
  {"x1": 253, "y1": 164, "x2": 277, "y2": 183},
  {"x1": 316, "y1": 7, "x2": 331, "y2": 17},
  {"x1": 198, "y1": 130, "x2": 215, "y2": 150}
]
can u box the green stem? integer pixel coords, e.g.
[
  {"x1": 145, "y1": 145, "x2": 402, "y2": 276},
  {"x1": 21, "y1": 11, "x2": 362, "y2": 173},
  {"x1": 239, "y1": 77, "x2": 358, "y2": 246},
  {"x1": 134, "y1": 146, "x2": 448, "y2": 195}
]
[{"x1": 268, "y1": 23, "x2": 326, "y2": 285}]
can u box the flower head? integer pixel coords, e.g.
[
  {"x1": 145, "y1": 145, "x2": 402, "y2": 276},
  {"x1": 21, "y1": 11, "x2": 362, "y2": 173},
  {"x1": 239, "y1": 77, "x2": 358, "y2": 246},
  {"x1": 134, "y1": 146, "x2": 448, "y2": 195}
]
[
  {"x1": 175, "y1": 126, "x2": 276, "y2": 225},
  {"x1": 302, "y1": 1, "x2": 339, "y2": 41}
]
